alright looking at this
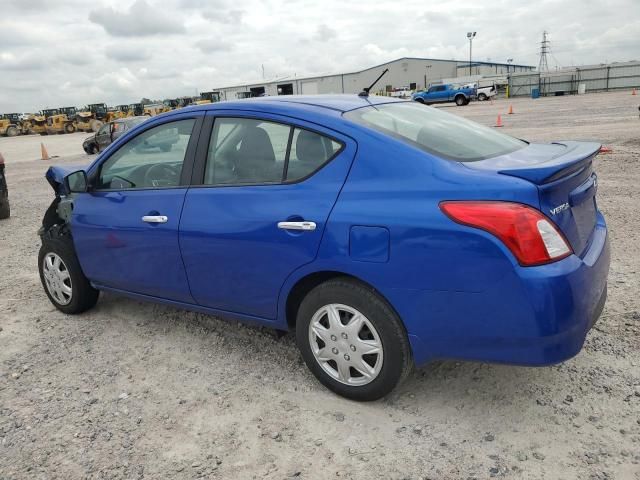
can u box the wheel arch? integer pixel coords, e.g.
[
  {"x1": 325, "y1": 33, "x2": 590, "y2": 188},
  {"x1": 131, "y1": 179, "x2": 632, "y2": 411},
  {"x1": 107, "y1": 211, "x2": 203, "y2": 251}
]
[{"x1": 281, "y1": 269, "x2": 404, "y2": 334}]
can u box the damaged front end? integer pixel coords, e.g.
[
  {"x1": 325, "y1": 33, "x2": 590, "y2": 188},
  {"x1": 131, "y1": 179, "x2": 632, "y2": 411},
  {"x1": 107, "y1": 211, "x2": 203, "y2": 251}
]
[{"x1": 39, "y1": 165, "x2": 88, "y2": 238}]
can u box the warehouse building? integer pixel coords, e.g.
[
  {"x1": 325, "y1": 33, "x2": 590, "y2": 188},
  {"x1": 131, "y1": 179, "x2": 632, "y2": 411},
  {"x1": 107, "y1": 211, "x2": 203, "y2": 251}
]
[{"x1": 211, "y1": 57, "x2": 535, "y2": 100}]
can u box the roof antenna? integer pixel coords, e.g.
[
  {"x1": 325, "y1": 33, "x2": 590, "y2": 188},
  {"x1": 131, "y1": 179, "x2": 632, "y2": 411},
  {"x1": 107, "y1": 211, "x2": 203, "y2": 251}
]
[{"x1": 358, "y1": 68, "x2": 389, "y2": 97}]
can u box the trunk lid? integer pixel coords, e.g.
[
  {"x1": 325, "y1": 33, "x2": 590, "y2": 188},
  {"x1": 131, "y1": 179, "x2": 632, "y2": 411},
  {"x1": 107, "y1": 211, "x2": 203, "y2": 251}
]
[{"x1": 466, "y1": 141, "x2": 601, "y2": 255}]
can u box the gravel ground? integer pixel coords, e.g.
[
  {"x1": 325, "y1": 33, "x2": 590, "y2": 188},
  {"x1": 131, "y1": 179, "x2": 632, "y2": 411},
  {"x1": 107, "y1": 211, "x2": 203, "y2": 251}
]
[{"x1": 1, "y1": 91, "x2": 639, "y2": 480}]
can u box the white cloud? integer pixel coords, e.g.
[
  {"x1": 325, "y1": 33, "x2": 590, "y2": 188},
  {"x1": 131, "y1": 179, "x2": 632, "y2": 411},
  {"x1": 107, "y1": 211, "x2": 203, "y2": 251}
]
[
  {"x1": 89, "y1": 0, "x2": 186, "y2": 37},
  {"x1": 1, "y1": 0, "x2": 639, "y2": 112}
]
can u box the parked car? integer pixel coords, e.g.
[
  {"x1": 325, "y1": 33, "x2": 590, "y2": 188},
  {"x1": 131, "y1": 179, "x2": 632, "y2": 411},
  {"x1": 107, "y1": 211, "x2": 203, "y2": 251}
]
[
  {"x1": 38, "y1": 95, "x2": 609, "y2": 401},
  {"x1": 412, "y1": 83, "x2": 476, "y2": 106},
  {"x1": 0, "y1": 154, "x2": 9, "y2": 219},
  {"x1": 464, "y1": 82, "x2": 497, "y2": 101},
  {"x1": 389, "y1": 87, "x2": 413, "y2": 98},
  {"x1": 83, "y1": 116, "x2": 148, "y2": 154}
]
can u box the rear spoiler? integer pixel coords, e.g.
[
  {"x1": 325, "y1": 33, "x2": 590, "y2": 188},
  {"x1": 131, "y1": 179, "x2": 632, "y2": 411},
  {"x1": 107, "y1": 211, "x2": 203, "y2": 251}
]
[
  {"x1": 467, "y1": 141, "x2": 602, "y2": 185},
  {"x1": 498, "y1": 141, "x2": 601, "y2": 184}
]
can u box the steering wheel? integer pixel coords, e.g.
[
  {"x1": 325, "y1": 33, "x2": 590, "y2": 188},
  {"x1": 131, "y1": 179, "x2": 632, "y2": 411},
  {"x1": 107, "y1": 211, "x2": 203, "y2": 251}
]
[{"x1": 143, "y1": 163, "x2": 180, "y2": 187}]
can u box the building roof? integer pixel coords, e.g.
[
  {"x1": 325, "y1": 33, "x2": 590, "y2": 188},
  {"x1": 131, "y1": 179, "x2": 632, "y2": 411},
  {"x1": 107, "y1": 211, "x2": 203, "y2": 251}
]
[
  {"x1": 213, "y1": 56, "x2": 535, "y2": 90},
  {"x1": 196, "y1": 94, "x2": 405, "y2": 113}
]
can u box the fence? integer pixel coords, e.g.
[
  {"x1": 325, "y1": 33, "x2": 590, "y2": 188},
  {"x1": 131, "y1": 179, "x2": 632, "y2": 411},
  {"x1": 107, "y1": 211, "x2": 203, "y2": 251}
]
[{"x1": 508, "y1": 61, "x2": 640, "y2": 97}]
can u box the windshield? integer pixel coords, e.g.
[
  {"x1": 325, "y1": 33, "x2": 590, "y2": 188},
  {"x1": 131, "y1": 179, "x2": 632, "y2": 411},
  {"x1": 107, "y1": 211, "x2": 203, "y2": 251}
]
[{"x1": 344, "y1": 102, "x2": 525, "y2": 162}]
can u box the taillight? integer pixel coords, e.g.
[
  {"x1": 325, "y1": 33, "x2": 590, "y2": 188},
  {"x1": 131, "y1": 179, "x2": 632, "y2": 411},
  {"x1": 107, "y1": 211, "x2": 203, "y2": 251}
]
[{"x1": 440, "y1": 201, "x2": 572, "y2": 266}]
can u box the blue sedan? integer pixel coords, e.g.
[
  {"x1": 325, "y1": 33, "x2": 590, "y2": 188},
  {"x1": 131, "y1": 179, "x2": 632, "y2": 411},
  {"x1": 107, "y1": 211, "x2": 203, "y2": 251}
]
[{"x1": 39, "y1": 95, "x2": 609, "y2": 401}]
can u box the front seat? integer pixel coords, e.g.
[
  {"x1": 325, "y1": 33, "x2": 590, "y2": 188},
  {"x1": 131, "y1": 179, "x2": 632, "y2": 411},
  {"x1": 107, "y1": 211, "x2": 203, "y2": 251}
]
[{"x1": 236, "y1": 126, "x2": 278, "y2": 182}]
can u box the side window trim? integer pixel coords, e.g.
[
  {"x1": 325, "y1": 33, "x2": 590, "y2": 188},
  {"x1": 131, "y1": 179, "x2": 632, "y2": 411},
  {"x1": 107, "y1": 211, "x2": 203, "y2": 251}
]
[
  {"x1": 88, "y1": 113, "x2": 204, "y2": 191},
  {"x1": 192, "y1": 112, "x2": 346, "y2": 188}
]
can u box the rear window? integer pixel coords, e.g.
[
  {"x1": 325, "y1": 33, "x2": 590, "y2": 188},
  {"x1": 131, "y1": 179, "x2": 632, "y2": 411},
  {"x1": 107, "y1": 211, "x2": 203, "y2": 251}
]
[{"x1": 344, "y1": 102, "x2": 525, "y2": 161}]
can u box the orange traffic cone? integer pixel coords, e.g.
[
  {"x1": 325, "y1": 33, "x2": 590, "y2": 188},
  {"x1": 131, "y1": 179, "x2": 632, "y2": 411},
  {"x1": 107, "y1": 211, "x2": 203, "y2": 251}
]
[
  {"x1": 41, "y1": 143, "x2": 50, "y2": 161},
  {"x1": 633, "y1": 88, "x2": 637, "y2": 96},
  {"x1": 508, "y1": 104, "x2": 514, "y2": 114},
  {"x1": 495, "y1": 114, "x2": 503, "y2": 127}
]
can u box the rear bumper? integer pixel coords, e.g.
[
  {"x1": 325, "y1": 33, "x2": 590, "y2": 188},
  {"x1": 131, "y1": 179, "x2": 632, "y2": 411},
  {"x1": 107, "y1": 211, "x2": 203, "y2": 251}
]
[{"x1": 406, "y1": 212, "x2": 610, "y2": 366}]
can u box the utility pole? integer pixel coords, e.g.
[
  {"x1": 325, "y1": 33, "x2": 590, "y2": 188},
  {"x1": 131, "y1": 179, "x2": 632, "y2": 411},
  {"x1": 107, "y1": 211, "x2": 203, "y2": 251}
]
[
  {"x1": 538, "y1": 31, "x2": 550, "y2": 72},
  {"x1": 507, "y1": 58, "x2": 513, "y2": 73},
  {"x1": 467, "y1": 32, "x2": 476, "y2": 76}
]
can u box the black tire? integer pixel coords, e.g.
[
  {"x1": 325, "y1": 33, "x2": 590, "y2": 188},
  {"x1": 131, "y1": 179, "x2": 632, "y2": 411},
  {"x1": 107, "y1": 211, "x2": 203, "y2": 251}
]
[
  {"x1": 6, "y1": 126, "x2": 18, "y2": 137},
  {"x1": 89, "y1": 143, "x2": 99, "y2": 155},
  {"x1": 39, "y1": 132, "x2": 48, "y2": 136},
  {"x1": 296, "y1": 278, "x2": 412, "y2": 401},
  {"x1": 38, "y1": 231, "x2": 99, "y2": 314},
  {"x1": 65, "y1": 123, "x2": 76, "y2": 134},
  {"x1": 0, "y1": 199, "x2": 9, "y2": 220},
  {"x1": 478, "y1": 93, "x2": 487, "y2": 101},
  {"x1": 455, "y1": 95, "x2": 466, "y2": 106},
  {"x1": 414, "y1": 98, "x2": 425, "y2": 104}
]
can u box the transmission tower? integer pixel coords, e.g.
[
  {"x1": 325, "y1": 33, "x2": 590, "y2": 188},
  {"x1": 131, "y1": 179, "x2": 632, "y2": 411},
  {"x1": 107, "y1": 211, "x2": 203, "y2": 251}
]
[{"x1": 538, "y1": 31, "x2": 550, "y2": 72}]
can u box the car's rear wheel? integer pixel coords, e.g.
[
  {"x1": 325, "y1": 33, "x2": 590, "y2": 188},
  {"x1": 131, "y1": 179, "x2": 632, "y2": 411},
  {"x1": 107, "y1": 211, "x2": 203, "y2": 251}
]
[
  {"x1": 478, "y1": 93, "x2": 487, "y2": 101},
  {"x1": 38, "y1": 234, "x2": 99, "y2": 314},
  {"x1": 296, "y1": 278, "x2": 412, "y2": 401}
]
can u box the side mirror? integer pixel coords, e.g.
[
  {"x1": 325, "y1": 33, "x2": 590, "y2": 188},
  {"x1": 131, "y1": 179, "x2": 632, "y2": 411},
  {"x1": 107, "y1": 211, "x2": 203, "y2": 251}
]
[{"x1": 65, "y1": 170, "x2": 88, "y2": 193}]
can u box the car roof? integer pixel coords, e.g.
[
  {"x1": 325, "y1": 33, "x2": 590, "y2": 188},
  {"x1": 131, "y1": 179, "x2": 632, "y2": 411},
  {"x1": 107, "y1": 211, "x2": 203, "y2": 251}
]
[{"x1": 198, "y1": 94, "x2": 406, "y2": 113}]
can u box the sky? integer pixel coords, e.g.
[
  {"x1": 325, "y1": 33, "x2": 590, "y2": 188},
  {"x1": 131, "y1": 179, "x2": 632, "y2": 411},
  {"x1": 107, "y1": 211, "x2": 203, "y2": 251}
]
[{"x1": 1, "y1": 0, "x2": 639, "y2": 112}]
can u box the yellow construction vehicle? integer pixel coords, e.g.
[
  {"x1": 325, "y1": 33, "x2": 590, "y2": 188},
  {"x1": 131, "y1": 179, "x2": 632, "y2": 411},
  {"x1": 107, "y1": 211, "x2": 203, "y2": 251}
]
[
  {"x1": 199, "y1": 91, "x2": 221, "y2": 104},
  {"x1": 163, "y1": 99, "x2": 180, "y2": 111},
  {"x1": 75, "y1": 103, "x2": 109, "y2": 132},
  {"x1": 142, "y1": 103, "x2": 166, "y2": 116},
  {"x1": 45, "y1": 107, "x2": 78, "y2": 134},
  {"x1": 26, "y1": 109, "x2": 58, "y2": 135},
  {"x1": 0, "y1": 113, "x2": 24, "y2": 137}
]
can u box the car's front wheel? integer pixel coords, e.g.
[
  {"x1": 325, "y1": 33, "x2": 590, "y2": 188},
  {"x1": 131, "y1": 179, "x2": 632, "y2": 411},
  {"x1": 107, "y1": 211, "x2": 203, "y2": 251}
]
[
  {"x1": 38, "y1": 233, "x2": 99, "y2": 314},
  {"x1": 296, "y1": 278, "x2": 412, "y2": 401},
  {"x1": 455, "y1": 95, "x2": 467, "y2": 106}
]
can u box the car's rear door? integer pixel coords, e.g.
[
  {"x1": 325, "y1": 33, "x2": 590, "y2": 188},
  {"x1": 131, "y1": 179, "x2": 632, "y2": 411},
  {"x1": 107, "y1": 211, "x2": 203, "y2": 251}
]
[
  {"x1": 179, "y1": 111, "x2": 356, "y2": 320},
  {"x1": 72, "y1": 112, "x2": 204, "y2": 302}
]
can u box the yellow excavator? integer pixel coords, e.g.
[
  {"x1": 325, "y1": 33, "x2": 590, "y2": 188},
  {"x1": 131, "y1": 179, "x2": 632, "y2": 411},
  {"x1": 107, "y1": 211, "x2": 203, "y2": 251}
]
[
  {"x1": 45, "y1": 107, "x2": 78, "y2": 134},
  {"x1": 0, "y1": 113, "x2": 24, "y2": 137}
]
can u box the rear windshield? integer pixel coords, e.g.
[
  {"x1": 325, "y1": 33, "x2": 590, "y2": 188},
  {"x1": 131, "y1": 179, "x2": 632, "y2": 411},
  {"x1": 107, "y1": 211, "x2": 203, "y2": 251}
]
[{"x1": 344, "y1": 102, "x2": 525, "y2": 161}]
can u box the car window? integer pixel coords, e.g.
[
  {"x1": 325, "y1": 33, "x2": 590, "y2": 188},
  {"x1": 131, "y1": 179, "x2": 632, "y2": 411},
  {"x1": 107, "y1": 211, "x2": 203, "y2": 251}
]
[
  {"x1": 205, "y1": 118, "x2": 289, "y2": 185},
  {"x1": 286, "y1": 129, "x2": 341, "y2": 181},
  {"x1": 96, "y1": 119, "x2": 195, "y2": 190},
  {"x1": 97, "y1": 124, "x2": 110, "y2": 136},
  {"x1": 344, "y1": 102, "x2": 525, "y2": 162}
]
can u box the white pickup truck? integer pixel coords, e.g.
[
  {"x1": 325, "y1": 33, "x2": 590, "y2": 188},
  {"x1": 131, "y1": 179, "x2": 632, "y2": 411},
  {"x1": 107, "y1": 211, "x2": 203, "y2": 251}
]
[{"x1": 464, "y1": 82, "x2": 497, "y2": 101}]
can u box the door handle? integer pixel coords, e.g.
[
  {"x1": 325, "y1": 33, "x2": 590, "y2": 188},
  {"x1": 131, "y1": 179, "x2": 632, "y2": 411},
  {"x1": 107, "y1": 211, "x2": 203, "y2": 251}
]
[
  {"x1": 277, "y1": 221, "x2": 316, "y2": 231},
  {"x1": 142, "y1": 215, "x2": 168, "y2": 224}
]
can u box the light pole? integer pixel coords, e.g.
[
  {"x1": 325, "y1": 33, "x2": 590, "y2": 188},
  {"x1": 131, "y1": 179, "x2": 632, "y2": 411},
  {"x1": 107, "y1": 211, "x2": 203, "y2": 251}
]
[
  {"x1": 467, "y1": 32, "x2": 476, "y2": 76},
  {"x1": 507, "y1": 58, "x2": 513, "y2": 73}
]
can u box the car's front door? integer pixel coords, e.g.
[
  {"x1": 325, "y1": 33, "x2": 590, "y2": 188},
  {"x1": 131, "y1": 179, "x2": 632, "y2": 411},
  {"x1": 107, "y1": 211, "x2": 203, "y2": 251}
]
[
  {"x1": 179, "y1": 112, "x2": 356, "y2": 320},
  {"x1": 95, "y1": 123, "x2": 112, "y2": 151},
  {"x1": 72, "y1": 114, "x2": 203, "y2": 302}
]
